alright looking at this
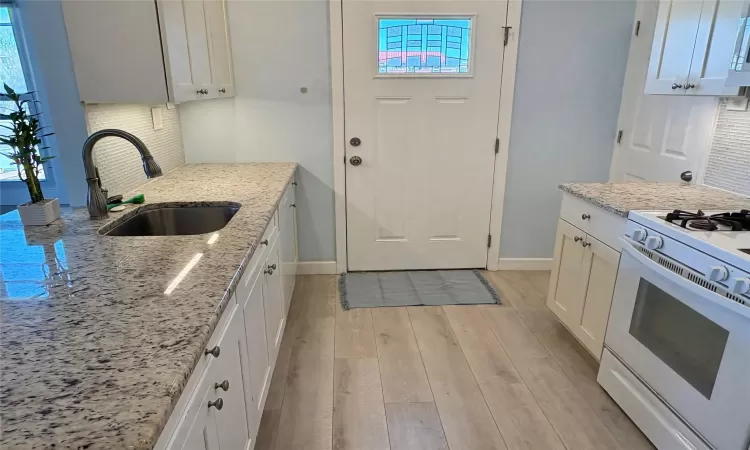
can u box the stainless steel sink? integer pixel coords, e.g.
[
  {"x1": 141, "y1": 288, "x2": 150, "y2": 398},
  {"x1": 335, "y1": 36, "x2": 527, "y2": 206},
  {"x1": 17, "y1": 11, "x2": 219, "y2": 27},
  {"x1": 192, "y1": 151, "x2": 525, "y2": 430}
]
[{"x1": 101, "y1": 203, "x2": 240, "y2": 236}]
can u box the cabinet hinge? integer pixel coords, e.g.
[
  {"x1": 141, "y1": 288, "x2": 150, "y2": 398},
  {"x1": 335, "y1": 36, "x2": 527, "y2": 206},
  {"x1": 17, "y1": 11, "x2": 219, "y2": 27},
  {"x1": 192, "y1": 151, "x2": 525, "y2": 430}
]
[
  {"x1": 494, "y1": 138, "x2": 500, "y2": 154},
  {"x1": 634, "y1": 20, "x2": 641, "y2": 36},
  {"x1": 487, "y1": 234, "x2": 492, "y2": 248},
  {"x1": 616, "y1": 129, "x2": 623, "y2": 144},
  {"x1": 502, "y1": 26, "x2": 512, "y2": 46}
]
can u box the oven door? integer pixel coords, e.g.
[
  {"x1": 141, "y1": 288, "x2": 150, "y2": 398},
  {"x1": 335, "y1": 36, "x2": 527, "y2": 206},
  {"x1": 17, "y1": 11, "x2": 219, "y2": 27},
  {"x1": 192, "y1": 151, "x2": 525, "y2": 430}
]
[{"x1": 607, "y1": 238, "x2": 750, "y2": 450}]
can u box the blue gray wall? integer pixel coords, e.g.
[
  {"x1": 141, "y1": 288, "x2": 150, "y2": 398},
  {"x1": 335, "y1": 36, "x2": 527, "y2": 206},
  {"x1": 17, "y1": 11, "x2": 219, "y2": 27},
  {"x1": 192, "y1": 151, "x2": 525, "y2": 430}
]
[{"x1": 498, "y1": 0, "x2": 635, "y2": 259}]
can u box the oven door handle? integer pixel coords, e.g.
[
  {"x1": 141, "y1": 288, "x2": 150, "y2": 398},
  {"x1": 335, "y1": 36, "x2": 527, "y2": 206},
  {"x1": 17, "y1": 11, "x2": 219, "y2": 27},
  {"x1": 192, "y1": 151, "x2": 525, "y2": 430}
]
[{"x1": 620, "y1": 238, "x2": 750, "y2": 321}]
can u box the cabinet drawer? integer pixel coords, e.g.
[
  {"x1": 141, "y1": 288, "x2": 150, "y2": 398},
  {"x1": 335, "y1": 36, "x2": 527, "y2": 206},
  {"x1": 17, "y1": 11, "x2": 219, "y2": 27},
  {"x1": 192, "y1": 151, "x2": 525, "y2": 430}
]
[
  {"x1": 560, "y1": 194, "x2": 626, "y2": 251},
  {"x1": 235, "y1": 218, "x2": 279, "y2": 304}
]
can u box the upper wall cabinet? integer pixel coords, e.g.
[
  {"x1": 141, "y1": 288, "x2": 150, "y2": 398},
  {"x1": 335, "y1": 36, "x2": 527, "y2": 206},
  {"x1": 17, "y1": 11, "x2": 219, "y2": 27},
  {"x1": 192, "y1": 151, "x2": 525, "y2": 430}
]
[
  {"x1": 61, "y1": 0, "x2": 234, "y2": 104},
  {"x1": 646, "y1": 0, "x2": 745, "y2": 96}
]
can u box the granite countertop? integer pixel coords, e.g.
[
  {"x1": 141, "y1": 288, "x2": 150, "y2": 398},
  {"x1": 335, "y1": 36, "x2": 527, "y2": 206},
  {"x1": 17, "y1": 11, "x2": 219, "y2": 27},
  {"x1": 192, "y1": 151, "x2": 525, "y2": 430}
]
[
  {"x1": 560, "y1": 182, "x2": 750, "y2": 217},
  {"x1": 0, "y1": 163, "x2": 296, "y2": 449}
]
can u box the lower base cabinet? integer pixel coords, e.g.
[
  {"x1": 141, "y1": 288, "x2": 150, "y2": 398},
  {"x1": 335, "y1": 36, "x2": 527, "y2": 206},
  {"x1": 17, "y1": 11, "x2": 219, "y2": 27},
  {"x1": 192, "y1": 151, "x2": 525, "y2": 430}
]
[
  {"x1": 155, "y1": 179, "x2": 297, "y2": 450},
  {"x1": 547, "y1": 194, "x2": 625, "y2": 361}
]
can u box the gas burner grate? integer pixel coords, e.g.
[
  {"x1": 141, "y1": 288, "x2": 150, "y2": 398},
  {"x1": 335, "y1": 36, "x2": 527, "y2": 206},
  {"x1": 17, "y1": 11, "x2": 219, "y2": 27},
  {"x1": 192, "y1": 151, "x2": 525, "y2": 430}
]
[{"x1": 663, "y1": 209, "x2": 750, "y2": 231}]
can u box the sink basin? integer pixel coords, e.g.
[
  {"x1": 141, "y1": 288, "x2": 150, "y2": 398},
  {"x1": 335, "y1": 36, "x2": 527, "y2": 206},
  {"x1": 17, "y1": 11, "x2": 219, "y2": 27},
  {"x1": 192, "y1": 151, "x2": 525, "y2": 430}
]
[{"x1": 101, "y1": 203, "x2": 240, "y2": 236}]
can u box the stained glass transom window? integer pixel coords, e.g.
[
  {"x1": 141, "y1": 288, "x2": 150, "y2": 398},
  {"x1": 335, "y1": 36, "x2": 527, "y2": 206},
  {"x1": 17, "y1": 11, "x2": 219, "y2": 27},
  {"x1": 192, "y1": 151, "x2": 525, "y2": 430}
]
[{"x1": 378, "y1": 18, "x2": 472, "y2": 75}]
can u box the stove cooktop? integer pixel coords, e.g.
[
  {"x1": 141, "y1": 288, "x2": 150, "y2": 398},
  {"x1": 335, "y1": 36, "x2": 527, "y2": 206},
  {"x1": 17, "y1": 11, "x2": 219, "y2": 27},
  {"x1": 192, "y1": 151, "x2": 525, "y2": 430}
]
[{"x1": 661, "y1": 209, "x2": 750, "y2": 232}]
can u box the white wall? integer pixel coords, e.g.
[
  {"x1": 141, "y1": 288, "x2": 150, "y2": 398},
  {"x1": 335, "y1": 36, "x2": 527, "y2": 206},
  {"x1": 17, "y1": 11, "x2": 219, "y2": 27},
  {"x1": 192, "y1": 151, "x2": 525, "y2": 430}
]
[
  {"x1": 498, "y1": 0, "x2": 635, "y2": 259},
  {"x1": 180, "y1": 0, "x2": 334, "y2": 262}
]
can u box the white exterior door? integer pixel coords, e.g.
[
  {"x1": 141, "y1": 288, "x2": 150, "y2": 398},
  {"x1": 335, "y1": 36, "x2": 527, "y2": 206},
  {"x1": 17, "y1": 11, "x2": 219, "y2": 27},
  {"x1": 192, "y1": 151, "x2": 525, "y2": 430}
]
[
  {"x1": 343, "y1": 2, "x2": 507, "y2": 271},
  {"x1": 611, "y1": 1, "x2": 718, "y2": 182}
]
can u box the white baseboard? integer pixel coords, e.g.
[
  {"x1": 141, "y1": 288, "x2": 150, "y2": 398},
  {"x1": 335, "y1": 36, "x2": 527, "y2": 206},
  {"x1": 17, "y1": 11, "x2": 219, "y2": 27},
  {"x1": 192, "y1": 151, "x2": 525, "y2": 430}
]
[
  {"x1": 296, "y1": 261, "x2": 339, "y2": 275},
  {"x1": 496, "y1": 258, "x2": 553, "y2": 271}
]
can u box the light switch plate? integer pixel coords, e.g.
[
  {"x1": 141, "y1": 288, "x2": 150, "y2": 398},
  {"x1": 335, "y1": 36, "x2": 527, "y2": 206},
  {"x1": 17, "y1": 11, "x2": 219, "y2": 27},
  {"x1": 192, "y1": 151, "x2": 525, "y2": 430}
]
[
  {"x1": 151, "y1": 107, "x2": 163, "y2": 130},
  {"x1": 726, "y1": 97, "x2": 749, "y2": 111}
]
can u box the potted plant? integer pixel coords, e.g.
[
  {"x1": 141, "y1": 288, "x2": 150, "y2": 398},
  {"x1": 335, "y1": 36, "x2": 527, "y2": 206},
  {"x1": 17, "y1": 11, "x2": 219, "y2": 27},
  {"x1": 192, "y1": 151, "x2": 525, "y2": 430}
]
[{"x1": 1, "y1": 83, "x2": 59, "y2": 226}]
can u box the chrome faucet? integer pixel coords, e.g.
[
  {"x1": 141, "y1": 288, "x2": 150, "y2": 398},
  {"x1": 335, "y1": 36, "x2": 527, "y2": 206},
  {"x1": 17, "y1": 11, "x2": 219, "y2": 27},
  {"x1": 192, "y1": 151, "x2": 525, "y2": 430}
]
[{"x1": 82, "y1": 129, "x2": 163, "y2": 220}]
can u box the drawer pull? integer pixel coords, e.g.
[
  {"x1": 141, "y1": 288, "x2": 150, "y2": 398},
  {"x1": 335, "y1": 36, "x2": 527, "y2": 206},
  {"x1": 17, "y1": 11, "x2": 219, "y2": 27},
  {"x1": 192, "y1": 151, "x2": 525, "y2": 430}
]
[
  {"x1": 204, "y1": 346, "x2": 221, "y2": 358},
  {"x1": 208, "y1": 398, "x2": 224, "y2": 410},
  {"x1": 581, "y1": 214, "x2": 591, "y2": 220},
  {"x1": 214, "y1": 380, "x2": 229, "y2": 391},
  {"x1": 261, "y1": 239, "x2": 269, "y2": 246}
]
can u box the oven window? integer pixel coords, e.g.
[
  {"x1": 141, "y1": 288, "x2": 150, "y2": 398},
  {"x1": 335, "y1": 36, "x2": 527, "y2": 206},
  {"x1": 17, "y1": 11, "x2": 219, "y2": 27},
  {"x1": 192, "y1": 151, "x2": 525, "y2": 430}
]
[{"x1": 630, "y1": 279, "x2": 729, "y2": 399}]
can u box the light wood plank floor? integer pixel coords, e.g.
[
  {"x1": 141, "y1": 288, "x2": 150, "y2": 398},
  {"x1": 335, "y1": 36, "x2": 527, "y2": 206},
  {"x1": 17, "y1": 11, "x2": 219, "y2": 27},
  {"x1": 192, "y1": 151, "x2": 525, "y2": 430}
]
[{"x1": 256, "y1": 272, "x2": 653, "y2": 450}]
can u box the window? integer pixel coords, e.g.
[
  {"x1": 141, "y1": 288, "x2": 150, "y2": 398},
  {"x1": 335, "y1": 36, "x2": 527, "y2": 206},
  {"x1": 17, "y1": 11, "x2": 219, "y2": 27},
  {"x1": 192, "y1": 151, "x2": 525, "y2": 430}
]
[
  {"x1": 0, "y1": 5, "x2": 45, "y2": 181},
  {"x1": 378, "y1": 17, "x2": 472, "y2": 75}
]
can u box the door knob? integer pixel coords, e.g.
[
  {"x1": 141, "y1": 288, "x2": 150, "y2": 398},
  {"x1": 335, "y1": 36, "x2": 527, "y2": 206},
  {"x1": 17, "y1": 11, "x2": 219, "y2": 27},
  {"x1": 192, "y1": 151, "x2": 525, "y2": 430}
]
[
  {"x1": 350, "y1": 137, "x2": 361, "y2": 146},
  {"x1": 349, "y1": 156, "x2": 362, "y2": 166},
  {"x1": 680, "y1": 171, "x2": 693, "y2": 182},
  {"x1": 204, "y1": 346, "x2": 220, "y2": 357},
  {"x1": 671, "y1": 83, "x2": 683, "y2": 90}
]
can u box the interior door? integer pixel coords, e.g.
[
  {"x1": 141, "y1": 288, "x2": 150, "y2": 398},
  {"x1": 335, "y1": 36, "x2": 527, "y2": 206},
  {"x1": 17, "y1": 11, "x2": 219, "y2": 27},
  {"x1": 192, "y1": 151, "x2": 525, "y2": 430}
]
[
  {"x1": 343, "y1": 1, "x2": 507, "y2": 271},
  {"x1": 611, "y1": 1, "x2": 718, "y2": 182}
]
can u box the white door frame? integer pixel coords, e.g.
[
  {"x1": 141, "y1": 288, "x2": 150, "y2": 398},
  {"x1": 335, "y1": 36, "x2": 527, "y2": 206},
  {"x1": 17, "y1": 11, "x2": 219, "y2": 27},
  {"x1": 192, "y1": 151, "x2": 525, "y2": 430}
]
[{"x1": 329, "y1": 0, "x2": 522, "y2": 273}]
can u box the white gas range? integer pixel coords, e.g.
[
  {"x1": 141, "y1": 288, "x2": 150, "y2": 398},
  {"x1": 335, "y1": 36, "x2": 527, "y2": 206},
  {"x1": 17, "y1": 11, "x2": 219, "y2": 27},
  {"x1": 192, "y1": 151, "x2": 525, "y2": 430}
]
[{"x1": 598, "y1": 209, "x2": 750, "y2": 450}]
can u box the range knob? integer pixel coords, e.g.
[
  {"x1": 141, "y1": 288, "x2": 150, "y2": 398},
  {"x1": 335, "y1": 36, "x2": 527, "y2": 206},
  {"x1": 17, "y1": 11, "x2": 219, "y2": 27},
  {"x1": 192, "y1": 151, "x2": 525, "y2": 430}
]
[
  {"x1": 632, "y1": 228, "x2": 648, "y2": 242},
  {"x1": 644, "y1": 236, "x2": 663, "y2": 250},
  {"x1": 707, "y1": 266, "x2": 729, "y2": 282},
  {"x1": 731, "y1": 277, "x2": 750, "y2": 295}
]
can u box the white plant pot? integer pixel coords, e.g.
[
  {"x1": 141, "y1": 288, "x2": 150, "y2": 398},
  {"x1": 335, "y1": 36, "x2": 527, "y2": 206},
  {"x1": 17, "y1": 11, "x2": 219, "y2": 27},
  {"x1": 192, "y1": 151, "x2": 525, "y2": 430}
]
[{"x1": 17, "y1": 198, "x2": 61, "y2": 226}]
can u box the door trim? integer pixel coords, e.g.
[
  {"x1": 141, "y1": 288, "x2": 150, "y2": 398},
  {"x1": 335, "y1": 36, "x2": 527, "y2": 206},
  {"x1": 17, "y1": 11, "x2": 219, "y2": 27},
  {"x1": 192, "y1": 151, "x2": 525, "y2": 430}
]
[{"x1": 329, "y1": 0, "x2": 522, "y2": 273}]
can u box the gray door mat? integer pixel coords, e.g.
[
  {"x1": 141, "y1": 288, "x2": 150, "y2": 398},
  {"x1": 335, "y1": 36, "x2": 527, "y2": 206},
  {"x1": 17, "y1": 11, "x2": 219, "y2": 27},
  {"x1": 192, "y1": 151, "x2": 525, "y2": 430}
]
[{"x1": 339, "y1": 270, "x2": 501, "y2": 310}]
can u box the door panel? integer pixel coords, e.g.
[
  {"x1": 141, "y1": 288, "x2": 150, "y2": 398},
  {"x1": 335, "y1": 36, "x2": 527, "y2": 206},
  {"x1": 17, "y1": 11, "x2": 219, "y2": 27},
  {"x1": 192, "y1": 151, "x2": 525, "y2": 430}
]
[
  {"x1": 577, "y1": 235, "x2": 619, "y2": 359},
  {"x1": 204, "y1": 0, "x2": 234, "y2": 97},
  {"x1": 688, "y1": 0, "x2": 745, "y2": 95},
  {"x1": 344, "y1": 2, "x2": 507, "y2": 271},
  {"x1": 547, "y1": 219, "x2": 587, "y2": 327},
  {"x1": 263, "y1": 237, "x2": 284, "y2": 364},
  {"x1": 646, "y1": 0, "x2": 703, "y2": 94},
  {"x1": 183, "y1": 0, "x2": 212, "y2": 91},
  {"x1": 239, "y1": 267, "x2": 270, "y2": 427},
  {"x1": 611, "y1": 1, "x2": 718, "y2": 182}
]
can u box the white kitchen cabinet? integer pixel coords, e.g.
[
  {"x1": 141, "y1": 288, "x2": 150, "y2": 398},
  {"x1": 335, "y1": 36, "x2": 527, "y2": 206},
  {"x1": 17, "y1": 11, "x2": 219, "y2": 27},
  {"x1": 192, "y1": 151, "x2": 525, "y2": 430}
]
[
  {"x1": 646, "y1": 0, "x2": 744, "y2": 95},
  {"x1": 154, "y1": 182, "x2": 298, "y2": 450},
  {"x1": 547, "y1": 194, "x2": 626, "y2": 361},
  {"x1": 263, "y1": 236, "x2": 284, "y2": 366},
  {"x1": 61, "y1": 0, "x2": 235, "y2": 103},
  {"x1": 163, "y1": 305, "x2": 250, "y2": 450},
  {"x1": 279, "y1": 180, "x2": 298, "y2": 315}
]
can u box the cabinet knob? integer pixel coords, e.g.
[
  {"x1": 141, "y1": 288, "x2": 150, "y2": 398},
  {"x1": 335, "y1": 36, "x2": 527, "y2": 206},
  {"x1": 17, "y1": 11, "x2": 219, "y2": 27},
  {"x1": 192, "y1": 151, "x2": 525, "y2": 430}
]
[
  {"x1": 196, "y1": 89, "x2": 209, "y2": 95},
  {"x1": 219, "y1": 88, "x2": 226, "y2": 93},
  {"x1": 684, "y1": 83, "x2": 696, "y2": 90},
  {"x1": 269, "y1": 263, "x2": 277, "y2": 270},
  {"x1": 214, "y1": 380, "x2": 229, "y2": 391},
  {"x1": 208, "y1": 398, "x2": 224, "y2": 410},
  {"x1": 574, "y1": 236, "x2": 582, "y2": 242},
  {"x1": 291, "y1": 181, "x2": 297, "y2": 186},
  {"x1": 264, "y1": 267, "x2": 274, "y2": 275},
  {"x1": 671, "y1": 83, "x2": 683, "y2": 90},
  {"x1": 204, "y1": 346, "x2": 221, "y2": 358},
  {"x1": 260, "y1": 239, "x2": 269, "y2": 246},
  {"x1": 581, "y1": 241, "x2": 591, "y2": 248},
  {"x1": 581, "y1": 214, "x2": 590, "y2": 220},
  {"x1": 290, "y1": 203, "x2": 296, "y2": 208}
]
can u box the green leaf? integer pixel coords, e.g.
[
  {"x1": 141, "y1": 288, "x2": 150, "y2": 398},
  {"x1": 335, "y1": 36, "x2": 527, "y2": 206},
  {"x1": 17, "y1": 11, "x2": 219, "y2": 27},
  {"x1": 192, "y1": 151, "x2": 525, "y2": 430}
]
[{"x1": 3, "y1": 83, "x2": 16, "y2": 96}]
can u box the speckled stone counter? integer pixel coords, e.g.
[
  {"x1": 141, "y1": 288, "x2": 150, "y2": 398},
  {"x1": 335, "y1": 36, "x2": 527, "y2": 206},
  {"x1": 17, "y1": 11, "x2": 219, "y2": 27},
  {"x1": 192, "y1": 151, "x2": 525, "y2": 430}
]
[
  {"x1": 0, "y1": 163, "x2": 296, "y2": 449},
  {"x1": 559, "y1": 182, "x2": 750, "y2": 217}
]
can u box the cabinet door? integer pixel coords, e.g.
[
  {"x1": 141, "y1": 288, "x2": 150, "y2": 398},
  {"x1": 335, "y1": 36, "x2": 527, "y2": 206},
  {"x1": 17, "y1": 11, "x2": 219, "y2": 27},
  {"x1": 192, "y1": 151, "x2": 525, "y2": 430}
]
[
  {"x1": 178, "y1": 385, "x2": 221, "y2": 450},
  {"x1": 263, "y1": 237, "x2": 284, "y2": 365},
  {"x1": 204, "y1": 0, "x2": 234, "y2": 98},
  {"x1": 576, "y1": 235, "x2": 620, "y2": 360},
  {"x1": 238, "y1": 267, "x2": 271, "y2": 432},
  {"x1": 547, "y1": 219, "x2": 587, "y2": 328},
  {"x1": 687, "y1": 0, "x2": 745, "y2": 95},
  {"x1": 183, "y1": 0, "x2": 213, "y2": 94},
  {"x1": 279, "y1": 183, "x2": 298, "y2": 315},
  {"x1": 646, "y1": 0, "x2": 703, "y2": 94},
  {"x1": 212, "y1": 305, "x2": 252, "y2": 450}
]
